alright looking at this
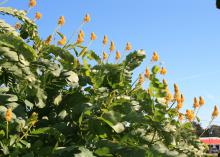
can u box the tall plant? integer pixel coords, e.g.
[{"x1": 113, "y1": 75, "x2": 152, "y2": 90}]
[{"x1": 0, "y1": 1, "x2": 216, "y2": 156}]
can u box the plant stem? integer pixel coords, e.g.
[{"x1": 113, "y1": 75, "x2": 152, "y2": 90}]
[
  {"x1": 6, "y1": 121, "x2": 8, "y2": 139},
  {"x1": 199, "y1": 117, "x2": 214, "y2": 137}
]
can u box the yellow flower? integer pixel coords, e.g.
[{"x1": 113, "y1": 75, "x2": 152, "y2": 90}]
[
  {"x1": 103, "y1": 52, "x2": 108, "y2": 60},
  {"x1": 144, "y1": 68, "x2": 150, "y2": 78},
  {"x1": 5, "y1": 108, "x2": 12, "y2": 122},
  {"x1": 177, "y1": 98, "x2": 183, "y2": 110},
  {"x1": 84, "y1": 14, "x2": 91, "y2": 23},
  {"x1": 160, "y1": 67, "x2": 167, "y2": 75},
  {"x1": 174, "y1": 84, "x2": 180, "y2": 100},
  {"x1": 186, "y1": 109, "x2": 194, "y2": 122},
  {"x1": 174, "y1": 83, "x2": 179, "y2": 93},
  {"x1": 151, "y1": 51, "x2": 159, "y2": 62},
  {"x1": 45, "y1": 35, "x2": 52, "y2": 45},
  {"x1": 76, "y1": 33, "x2": 84, "y2": 44},
  {"x1": 35, "y1": 12, "x2": 42, "y2": 20},
  {"x1": 15, "y1": 22, "x2": 21, "y2": 30},
  {"x1": 58, "y1": 16, "x2": 65, "y2": 26},
  {"x1": 103, "y1": 35, "x2": 108, "y2": 45},
  {"x1": 138, "y1": 74, "x2": 144, "y2": 85},
  {"x1": 90, "y1": 32, "x2": 96, "y2": 40},
  {"x1": 193, "y1": 97, "x2": 199, "y2": 109},
  {"x1": 199, "y1": 96, "x2": 205, "y2": 106},
  {"x1": 58, "y1": 36, "x2": 66, "y2": 46},
  {"x1": 165, "y1": 90, "x2": 173, "y2": 104},
  {"x1": 29, "y1": 0, "x2": 36, "y2": 8},
  {"x1": 116, "y1": 50, "x2": 121, "y2": 61},
  {"x1": 109, "y1": 41, "x2": 115, "y2": 52},
  {"x1": 79, "y1": 30, "x2": 84, "y2": 38},
  {"x1": 181, "y1": 94, "x2": 184, "y2": 103},
  {"x1": 178, "y1": 113, "x2": 183, "y2": 121},
  {"x1": 125, "y1": 42, "x2": 132, "y2": 51},
  {"x1": 163, "y1": 79, "x2": 167, "y2": 86},
  {"x1": 212, "y1": 105, "x2": 219, "y2": 118}
]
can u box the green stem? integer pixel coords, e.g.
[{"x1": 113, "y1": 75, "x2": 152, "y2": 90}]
[
  {"x1": 6, "y1": 121, "x2": 8, "y2": 139},
  {"x1": 150, "y1": 129, "x2": 156, "y2": 144},
  {"x1": 199, "y1": 117, "x2": 214, "y2": 137},
  {"x1": 64, "y1": 22, "x2": 85, "y2": 48}
]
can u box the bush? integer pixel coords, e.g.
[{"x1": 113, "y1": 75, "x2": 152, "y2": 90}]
[{"x1": 0, "y1": 2, "x2": 210, "y2": 157}]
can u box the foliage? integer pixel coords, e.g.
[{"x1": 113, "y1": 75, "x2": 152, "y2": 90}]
[{"x1": 0, "y1": 4, "x2": 209, "y2": 157}]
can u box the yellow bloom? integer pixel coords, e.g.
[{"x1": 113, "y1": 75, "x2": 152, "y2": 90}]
[
  {"x1": 58, "y1": 36, "x2": 66, "y2": 46},
  {"x1": 199, "y1": 96, "x2": 205, "y2": 106},
  {"x1": 125, "y1": 42, "x2": 132, "y2": 51},
  {"x1": 174, "y1": 83, "x2": 180, "y2": 100},
  {"x1": 90, "y1": 32, "x2": 96, "y2": 40},
  {"x1": 160, "y1": 67, "x2": 167, "y2": 75},
  {"x1": 177, "y1": 98, "x2": 183, "y2": 110},
  {"x1": 76, "y1": 33, "x2": 84, "y2": 44},
  {"x1": 35, "y1": 12, "x2": 42, "y2": 20},
  {"x1": 144, "y1": 68, "x2": 150, "y2": 78},
  {"x1": 138, "y1": 74, "x2": 144, "y2": 85},
  {"x1": 151, "y1": 51, "x2": 159, "y2": 62},
  {"x1": 5, "y1": 108, "x2": 12, "y2": 122},
  {"x1": 165, "y1": 90, "x2": 173, "y2": 104},
  {"x1": 29, "y1": 0, "x2": 36, "y2": 8},
  {"x1": 193, "y1": 97, "x2": 199, "y2": 109},
  {"x1": 109, "y1": 41, "x2": 115, "y2": 52},
  {"x1": 116, "y1": 50, "x2": 121, "y2": 61},
  {"x1": 163, "y1": 79, "x2": 167, "y2": 86},
  {"x1": 79, "y1": 30, "x2": 84, "y2": 38},
  {"x1": 15, "y1": 22, "x2": 21, "y2": 30},
  {"x1": 103, "y1": 52, "x2": 108, "y2": 60},
  {"x1": 212, "y1": 105, "x2": 219, "y2": 118},
  {"x1": 103, "y1": 35, "x2": 108, "y2": 45},
  {"x1": 181, "y1": 94, "x2": 184, "y2": 103},
  {"x1": 58, "y1": 16, "x2": 65, "y2": 26},
  {"x1": 186, "y1": 109, "x2": 194, "y2": 122},
  {"x1": 45, "y1": 35, "x2": 52, "y2": 45},
  {"x1": 178, "y1": 113, "x2": 183, "y2": 121},
  {"x1": 174, "y1": 83, "x2": 179, "y2": 93},
  {"x1": 84, "y1": 14, "x2": 91, "y2": 23}
]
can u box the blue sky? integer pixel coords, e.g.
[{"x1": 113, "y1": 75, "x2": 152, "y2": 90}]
[{"x1": 2, "y1": 0, "x2": 220, "y2": 127}]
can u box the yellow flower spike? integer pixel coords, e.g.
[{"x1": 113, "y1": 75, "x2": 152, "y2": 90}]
[
  {"x1": 84, "y1": 13, "x2": 91, "y2": 23},
  {"x1": 193, "y1": 97, "x2": 199, "y2": 109},
  {"x1": 15, "y1": 22, "x2": 21, "y2": 30},
  {"x1": 144, "y1": 68, "x2": 150, "y2": 79},
  {"x1": 79, "y1": 30, "x2": 84, "y2": 38},
  {"x1": 76, "y1": 33, "x2": 84, "y2": 44},
  {"x1": 174, "y1": 83, "x2": 179, "y2": 93},
  {"x1": 178, "y1": 113, "x2": 183, "y2": 121},
  {"x1": 199, "y1": 96, "x2": 205, "y2": 106},
  {"x1": 163, "y1": 79, "x2": 168, "y2": 86},
  {"x1": 160, "y1": 67, "x2": 167, "y2": 75},
  {"x1": 151, "y1": 51, "x2": 159, "y2": 62},
  {"x1": 35, "y1": 12, "x2": 42, "y2": 20},
  {"x1": 125, "y1": 42, "x2": 132, "y2": 51},
  {"x1": 138, "y1": 74, "x2": 144, "y2": 85},
  {"x1": 116, "y1": 50, "x2": 121, "y2": 61},
  {"x1": 165, "y1": 90, "x2": 173, "y2": 104},
  {"x1": 186, "y1": 109, "x2": 194, "y2": 122},
  {"x1": 109, "y1": 41, "x2": 115, "y2": 52},
  {"x1": 212, "y1": 105, "x2": 219, "y2": 118},
  {"x1": 58, "y1": 36, "x2": 66, "y2": 46},
  {"x1": 45, "y1": 35, "x2": 52, "y2": 45},
  {"x1": 5, "y1": 108, "x2": 12, "y2": 122},
  {"x1": 103, "y1": 35, "x2": 108, "y2": 45},
  {"x1": 29, "y1": 0, "x2": 36, "y2": 8},
  {"x1": 181, "y1": 94, "x2": 184, "y2": 103},
  {"x1": 90, "y1": 32, "x2": 96, "y2": 41},
  {"x1": 103, "y1": 52, "x2": 108, "y2": 61},
  {"x1": 58, "y1": 16, "x2": 65, "y2": 26},
  {"x1": 177, "y1": 99, "x2": 183, "y2": 110}
]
